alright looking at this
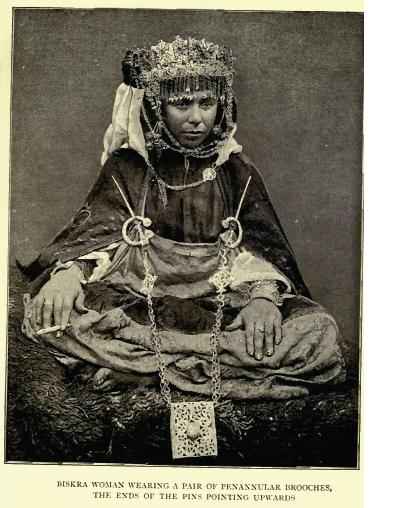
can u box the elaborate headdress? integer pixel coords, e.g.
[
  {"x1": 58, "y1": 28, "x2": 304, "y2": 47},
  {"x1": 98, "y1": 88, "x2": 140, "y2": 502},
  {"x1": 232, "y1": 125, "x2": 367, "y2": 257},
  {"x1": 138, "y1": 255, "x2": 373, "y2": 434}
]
[
  {"x1": 121, "y1": 36, "x2": 236, "y2": 158},
  {"x1": 122, "y1": 35, "x2": 235, "y2": 120},
  {"x1": 102, "y1": 36, "x2": 241, "y2": 166}
]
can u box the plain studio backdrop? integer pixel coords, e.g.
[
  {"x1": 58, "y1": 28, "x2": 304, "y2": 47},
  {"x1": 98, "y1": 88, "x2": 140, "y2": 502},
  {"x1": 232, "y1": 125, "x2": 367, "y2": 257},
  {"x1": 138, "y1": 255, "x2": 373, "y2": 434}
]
[{"x1": 9, "y1": 9, "x2": 363, "y2": 371}]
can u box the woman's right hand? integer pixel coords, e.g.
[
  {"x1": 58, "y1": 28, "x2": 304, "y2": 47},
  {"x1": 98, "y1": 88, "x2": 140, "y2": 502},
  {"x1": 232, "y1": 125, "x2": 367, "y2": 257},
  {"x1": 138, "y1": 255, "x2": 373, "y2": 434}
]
[{"x1": 33, "y1": 264, "x2": 84, "y2": 331}]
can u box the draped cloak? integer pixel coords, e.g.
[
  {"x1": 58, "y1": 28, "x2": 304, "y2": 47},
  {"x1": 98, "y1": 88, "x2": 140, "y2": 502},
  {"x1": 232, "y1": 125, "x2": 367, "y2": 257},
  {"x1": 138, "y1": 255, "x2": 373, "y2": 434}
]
[
  {"x1": 24, "y1": 149, "x2": 309, "y2": 293},
  {"x1": 21, "y1": 149, "x2": 346, "y2": 400}
]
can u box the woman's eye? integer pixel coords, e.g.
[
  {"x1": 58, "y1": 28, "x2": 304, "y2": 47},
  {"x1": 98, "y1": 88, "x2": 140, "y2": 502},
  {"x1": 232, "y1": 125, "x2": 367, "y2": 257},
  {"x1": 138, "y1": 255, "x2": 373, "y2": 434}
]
[
  {"x1": 167, "y1": 96, "x2": 216, "y2": 110},
  {"x1": 200, "y1": 98, "x2": 217, "y2": 109},
  {"x1": 170, "y1": 98, "x2": 192, "y2": 109}
]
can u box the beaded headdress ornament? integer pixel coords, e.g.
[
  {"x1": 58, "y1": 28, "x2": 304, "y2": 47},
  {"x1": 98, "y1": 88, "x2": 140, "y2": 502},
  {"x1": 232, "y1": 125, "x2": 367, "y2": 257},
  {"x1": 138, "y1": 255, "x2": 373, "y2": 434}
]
[{"x1": 121, "y1": 35, "x2": 236, "y2": 158}]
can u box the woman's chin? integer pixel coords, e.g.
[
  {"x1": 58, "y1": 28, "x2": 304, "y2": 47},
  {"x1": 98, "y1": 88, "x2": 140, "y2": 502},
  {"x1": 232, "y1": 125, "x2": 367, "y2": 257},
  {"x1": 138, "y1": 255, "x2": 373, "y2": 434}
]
[
  {"x1": 178, "y1": 134, "x2": 207, "y2": 148},
  {"x1": 179, "y1": 141, "x2": 203, "y2": 148}
]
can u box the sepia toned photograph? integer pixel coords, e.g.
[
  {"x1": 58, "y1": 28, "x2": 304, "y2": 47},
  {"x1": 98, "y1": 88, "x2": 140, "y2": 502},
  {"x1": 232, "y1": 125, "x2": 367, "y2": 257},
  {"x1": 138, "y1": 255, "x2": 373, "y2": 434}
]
[{"x1": 6, "y1": 7, "x2": 363, "y2": 467}]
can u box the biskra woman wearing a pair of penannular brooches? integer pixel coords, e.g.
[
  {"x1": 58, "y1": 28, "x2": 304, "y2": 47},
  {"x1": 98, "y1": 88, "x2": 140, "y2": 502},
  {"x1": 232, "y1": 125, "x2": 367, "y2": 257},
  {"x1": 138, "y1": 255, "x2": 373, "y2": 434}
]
[{"x1": 21, "y1": 36, "x2": 346, "y2": 459}]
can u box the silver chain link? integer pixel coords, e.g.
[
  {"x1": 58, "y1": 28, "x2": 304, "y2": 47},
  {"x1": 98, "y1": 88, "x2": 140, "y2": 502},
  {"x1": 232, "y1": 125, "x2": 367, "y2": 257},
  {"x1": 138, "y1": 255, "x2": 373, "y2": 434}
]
[
  {"x1": 141, "y1": 236, "x2": 232, "y2": 406},
  {"x1": 208, "y1": 245, "x2": 231, "y2": 403},
  {"x1": 142, "y1": 249, "x2": 172, "y2": 406}
]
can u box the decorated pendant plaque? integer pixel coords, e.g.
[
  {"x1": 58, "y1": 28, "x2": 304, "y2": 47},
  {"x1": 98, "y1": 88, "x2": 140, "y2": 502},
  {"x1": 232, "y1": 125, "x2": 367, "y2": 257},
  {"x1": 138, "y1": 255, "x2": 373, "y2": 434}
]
[{"x1": 170, "y1": 401, "x2": 218, "y2": 459}]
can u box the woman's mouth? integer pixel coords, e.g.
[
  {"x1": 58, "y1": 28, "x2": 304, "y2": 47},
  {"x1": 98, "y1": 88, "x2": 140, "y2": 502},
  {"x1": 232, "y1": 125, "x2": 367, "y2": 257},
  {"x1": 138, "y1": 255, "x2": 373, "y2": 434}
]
[
  {"x1": 178, "y1": 131, "x2": 207, "y2": 147},
  {"x1": 182, "y1": 131, "x2": 203, "y2": 138}
]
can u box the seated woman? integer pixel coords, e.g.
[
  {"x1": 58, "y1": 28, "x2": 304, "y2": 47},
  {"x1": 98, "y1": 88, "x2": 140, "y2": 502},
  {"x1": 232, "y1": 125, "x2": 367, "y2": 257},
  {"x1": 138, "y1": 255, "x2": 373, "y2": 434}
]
[{"x1": 22, "y1": 37, "x2": 345, "y2": 418}]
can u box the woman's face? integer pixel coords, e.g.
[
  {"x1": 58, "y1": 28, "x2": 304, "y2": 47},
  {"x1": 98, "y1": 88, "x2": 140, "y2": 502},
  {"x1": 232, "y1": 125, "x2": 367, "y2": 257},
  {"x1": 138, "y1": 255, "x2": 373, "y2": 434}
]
[{"x1": 164, "y1": 90, "x2": 218, "y2": 148}]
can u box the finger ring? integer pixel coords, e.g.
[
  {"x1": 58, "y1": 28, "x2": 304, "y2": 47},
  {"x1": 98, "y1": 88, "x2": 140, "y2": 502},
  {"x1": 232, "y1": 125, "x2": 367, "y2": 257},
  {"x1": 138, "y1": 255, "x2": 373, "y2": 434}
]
[{"x1": 255, "y1": 327, "x2": 264, "y2": 332}]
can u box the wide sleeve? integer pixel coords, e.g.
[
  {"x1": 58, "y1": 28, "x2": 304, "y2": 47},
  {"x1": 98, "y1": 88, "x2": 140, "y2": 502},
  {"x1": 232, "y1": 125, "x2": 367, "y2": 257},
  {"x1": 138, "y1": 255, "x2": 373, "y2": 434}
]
[{"x1": 225, "y1": 153, "x2": 311, "y2": 298}]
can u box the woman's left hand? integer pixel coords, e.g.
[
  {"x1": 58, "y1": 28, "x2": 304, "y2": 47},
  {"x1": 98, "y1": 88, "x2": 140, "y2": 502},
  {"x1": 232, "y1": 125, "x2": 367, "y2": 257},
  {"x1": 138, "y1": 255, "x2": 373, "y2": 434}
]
[{"x1": 225, "y1": 299, "x2": 282, "y2": 360}]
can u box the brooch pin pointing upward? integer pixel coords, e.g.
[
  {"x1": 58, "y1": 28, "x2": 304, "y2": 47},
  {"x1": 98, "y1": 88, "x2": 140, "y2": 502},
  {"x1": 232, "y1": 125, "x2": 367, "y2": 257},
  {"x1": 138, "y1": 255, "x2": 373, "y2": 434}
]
[
  {"x1": 112, "y1": 176, "x2": 154, "y2": 247},
  {"x1": 220, "y1": 176, "x2": 252, "y2": 249},
  {"x1": 111, "y1": 175, "x2": 135, "y2": 218}
]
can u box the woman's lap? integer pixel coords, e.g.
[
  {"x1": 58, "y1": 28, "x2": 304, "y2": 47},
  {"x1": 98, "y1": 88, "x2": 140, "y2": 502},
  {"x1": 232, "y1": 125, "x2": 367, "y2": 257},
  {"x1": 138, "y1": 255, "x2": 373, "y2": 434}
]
[{"x1": 23, "y1": 283, "x2": 345, "y2": 400}]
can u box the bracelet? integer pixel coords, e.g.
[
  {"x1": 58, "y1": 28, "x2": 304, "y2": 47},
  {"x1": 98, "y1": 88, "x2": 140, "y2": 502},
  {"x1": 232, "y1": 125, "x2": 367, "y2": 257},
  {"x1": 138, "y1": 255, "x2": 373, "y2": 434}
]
[{"x1": 250, "y1": 280, "x2": 284, "y2": 306}]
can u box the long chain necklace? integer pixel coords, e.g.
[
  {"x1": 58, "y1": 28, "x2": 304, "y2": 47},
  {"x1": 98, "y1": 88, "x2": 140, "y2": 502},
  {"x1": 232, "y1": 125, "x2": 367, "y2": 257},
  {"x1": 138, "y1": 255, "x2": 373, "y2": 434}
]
[
  {"x1": 141, "y1": 246, "x2": 228, "y2": 459},
  {"x1": 142, "y1": 233, "x2": 243, "y2": 458},
  {"x1": 112, "y1": 174, "x2": 252, "y2": 459}
]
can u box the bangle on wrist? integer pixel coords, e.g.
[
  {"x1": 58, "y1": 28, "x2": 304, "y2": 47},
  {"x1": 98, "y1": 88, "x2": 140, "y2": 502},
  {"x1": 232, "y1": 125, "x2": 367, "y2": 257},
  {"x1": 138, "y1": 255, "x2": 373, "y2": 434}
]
[{"x1": 250, "y1": 280, "x2": 283, "y2": 306}]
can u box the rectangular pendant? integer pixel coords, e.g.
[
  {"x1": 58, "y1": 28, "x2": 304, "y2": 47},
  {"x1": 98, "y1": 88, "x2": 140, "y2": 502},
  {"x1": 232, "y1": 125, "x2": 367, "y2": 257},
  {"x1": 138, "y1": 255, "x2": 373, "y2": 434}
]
[{"x1": 170, "y1": 401, "x2": 218, "y2": 459}]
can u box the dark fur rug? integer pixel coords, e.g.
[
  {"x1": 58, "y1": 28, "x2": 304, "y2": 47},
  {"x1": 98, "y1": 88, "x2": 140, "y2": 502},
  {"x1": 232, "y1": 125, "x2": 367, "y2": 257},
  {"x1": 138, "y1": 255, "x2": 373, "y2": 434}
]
[{"x1": 6, "y1": 265, "x2": 359, "y2": 467}]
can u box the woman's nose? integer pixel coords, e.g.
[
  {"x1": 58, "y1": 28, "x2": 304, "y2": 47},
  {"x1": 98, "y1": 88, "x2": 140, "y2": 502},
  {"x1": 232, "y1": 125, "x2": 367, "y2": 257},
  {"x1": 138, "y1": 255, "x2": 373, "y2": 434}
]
[{"x1": 187, "y1": 104, "x2": 202, "y2": 125}]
